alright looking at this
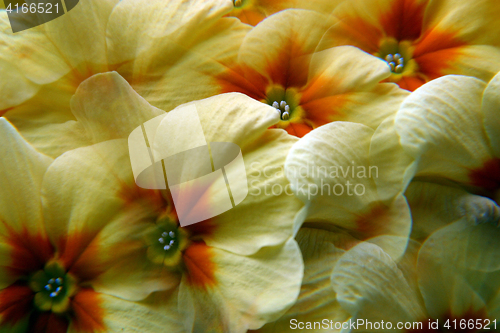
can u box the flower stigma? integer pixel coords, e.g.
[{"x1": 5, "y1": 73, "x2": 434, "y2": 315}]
[
  {"x1": 29, "y1": 261, "x2": 76, "y2": 313},
  {"x1": 272, "y1": 100, "x2": 291, "y2": 120},
  {"x1": 145, "y1": 214, "x2": 189, "y2": 268},
  {"x1": 385, "y1": 53, "x2": 404, "y2": 74},
  {"x1": 265, "y1": 85, "x2": 304, "y2": 124},
  {"x1": 377, "y1": 38, "x2": 417, "y2": 77}
]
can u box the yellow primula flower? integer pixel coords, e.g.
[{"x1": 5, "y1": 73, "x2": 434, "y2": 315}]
[
  {"x1": 0, "y1": 0, "x2": 249, "y2": 158},
  {"x1": 319, "y1": 0, "x2": 500, "y2": 91},
  {"x1": 213, "y1": 9, "x2": 409, "y2": 137},
  {"x1": 285, "y1": 122, "x2": 412, "y2": 256},
  {"x1": 393, "y1": 72, "x2": 500, "y2": 239},
  {"x1": 0, "y1": 118, "x2": 185, "y2": 333},
  {"x1": 24, "y1": 71, "x2": 305, "y2": 332},
  {"x1": 251, "y1": 121, "x2": 413, "y2": 332},
  {"x1": 332, "y1": 220, "x2": 500, "y2": 331}
]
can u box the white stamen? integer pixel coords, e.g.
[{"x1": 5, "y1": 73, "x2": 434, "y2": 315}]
[
  {"x1": 45, "y1": 284, "x2": 51, "y2": 291},
  {"x1": 164, "y1": 245, "x2": 171, "y2": 251},
  {"x1": 234, "y1": 0, "x2": 242, "y2": 6},
  {"x1": 162, "y1": 232, "x2": 168, "y2": 237},
  {"x1": 385, "y1": 54, "x2": 394, "y2": 62},
  {"x1": 55, "y1": 278, "x2": 63, "y2": 285},
  {"x1": 394, "y1": 53, "x2": 401, "y2": 60},
  {"x1": 169, "y1": 240, "x2": 175, "y2": 246},
  {"x1": 272, "y1": 101, "x2": 279, "y2": 109},
  {"x1": 169, "y1": 231, "x2": 175, "y2": 238},
  {"x1": 50, "y1": 292, "x2": 57, "y2": 298},
  {"x1": 48, "y1": 278, "x2": 55, "y2": 284},
  {"x1": 284, "y1": 105, "x2": 290, "y2": 113},
  {"x1": 282, "y1": 112, "x2": 290, "y2": 120},
  {"x1": 280, "y1": 101, "x2": 286, "y2": 108},
  {"x1": 159, "y1": 238, "x2": 165, "y2": 244},
  {"x1": 395, "y1": 64, "x2": 404, "y2": 73}
]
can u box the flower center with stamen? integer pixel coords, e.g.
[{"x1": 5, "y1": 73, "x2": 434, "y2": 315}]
[
  {"x1": 144, "y1": 214, "x2": 189, "y2": 268},
  {"x1": 264, "y1": 85, "x2": 304, "y2": 125},
  {"x1": 376, "y1": 38, "x2": 417, "y2": 76},
  {"x1": 29, "y1": 261, "x2": 76, "y2": 313},
  {"x1": 233, "y1": 0, "x2": 243, "y2": 7},
  {"x1": 272, "y1": 100, "x2": 291, "y2": 120},
  {"x1": 385, "y1": 53, "x2": 404, "y2": 74},
  {"x1": 159, "y1": 230, "x2": 177, "y2": 251}
]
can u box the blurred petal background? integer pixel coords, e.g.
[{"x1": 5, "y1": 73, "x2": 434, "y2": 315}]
[{"x1": 1, "y1": 0, "x2": 499, "y2": 332}]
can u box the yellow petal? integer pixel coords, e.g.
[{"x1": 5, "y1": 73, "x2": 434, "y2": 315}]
[
  {"x1": 107, "y1": 0, "x2": 248, "y2": 111},
  {"x1": 135, "y1": 19, "x2": 250, "y2": 112},
  {"x1": 81, "y1": 214, "x2": 181, "y2": 301},
  {"x1": 0, "y1": 12, "x2": 70, "y2": 110},
  {"x1": 395, "y1": 75, "x2": 492, "y2": 184},
  {"x1": 179, "y1": 239, "x2": 303, "y2": 332},
  {"x1": 422, "y1": 0, "x2": 500, "y2": 47},
  {"x1": 482, "y1": 71, "x2": 500, "y2": 157},
  {"x1": 302, "y1": 46, "x2": 409, "y2": 129},
  {"x1": 418, "y1": 219, "x2": 500, "y2": 275},
  {"x1": 42, "y1": 0, "x2": 118, "y2": 69},
  {"x1": 41, "y1": 140, "x2": 133, "y2": 258},
  {"x1": 203, "y1": 130, "x2": 303, "y2": 256},
  {"x1": 434, "y1": 45, "x2": 500, "y2": 83},
  {"x1": 71, "y1": 72, "x2": 165, "y2": 143},
  {"x1": 318, "y1": 0, "x2": 428, "y2": 52},
  {"x1": 95, "y1": 291, "x2": 186, "y2": 333},
  {"x1": 332, "y1": 241, "x2": 425, "y2": 327},
  {"x1": 255, "y1": 228, "x2": 356, "y2": 332},
  {"x1": 370, "y1": 114, "x2": 416, "y2": 202},
  {"x1": 285, "y1": 122, "x2": 412, "y2": 250},
  {"x1": 227, "y1": 0, "x2": 344, "y2": 26},
  {"x1": 406, "y1": 181, "x2": 500, "y2": 242},
  {"x1": 155, "y1": 93, "x2": 280, "y2": 151},
  {"x1": 237, "y1": 9, "x2": 333, "y2": 83},
  {"x1": 308, "y1": 46, "x2": 392, "y2": 93},
  {"x1": 107, "y1": 0, "x2": 233, "y2": 68},
  {"x1": 417, "y1": 220, "x2": 500, "y2": 319},
  {"x1": 0, "y1": 118, "x2": 52, "y2": 233}
]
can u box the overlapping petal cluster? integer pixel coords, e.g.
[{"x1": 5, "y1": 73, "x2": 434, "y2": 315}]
[{"x1": 1, "y1": 0, "x2": 500, "y2": 332}]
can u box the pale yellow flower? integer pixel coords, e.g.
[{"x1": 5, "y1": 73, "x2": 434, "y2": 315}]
[
  {"x1": 250, "y1": 121, "x2": 413, "y2": 332},
  {"x1": 319, "y1": 0, "x2": 500, "y2": 90},
  {"x1": 0, "y1": 0, "x2": 249, "y2": 157},
  {"x1": 392, "y1": 72, "x2": 500, "y2": 239},
  {"x1": 210, "y1": 9, "x2": 409, "y2": 137},
  {"x1": 332, "y1": 220, "x2": 500, "y2": 330},
  {"x1": 31, "y1": 71, "x2": 305, "y2": 332},
  {"x1": 0, "y1": 118, "x2": 185, "y2": 333}
]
